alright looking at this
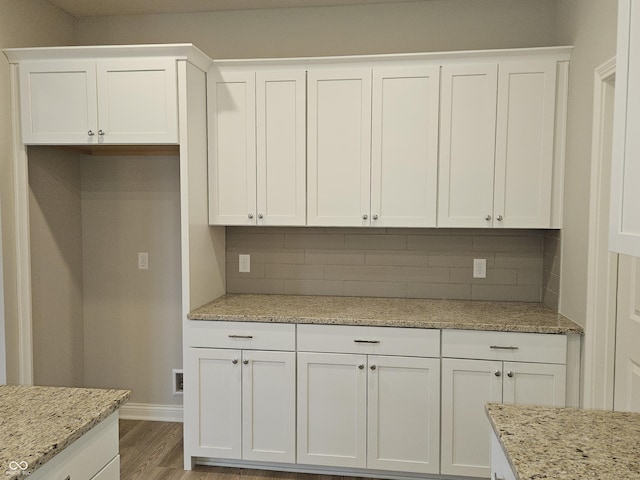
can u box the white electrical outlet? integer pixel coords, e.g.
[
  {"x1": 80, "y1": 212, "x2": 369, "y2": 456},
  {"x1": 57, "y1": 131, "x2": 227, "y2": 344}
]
[
  {"x1": 239, "y1": 254, "x2": 250, "y2": 273},
  {"x1": 138, "y1": 252, "x2": 149, "y2": 270},
  {"x1": 473, "y1": 258, "x2": 487, "y2": 279}
]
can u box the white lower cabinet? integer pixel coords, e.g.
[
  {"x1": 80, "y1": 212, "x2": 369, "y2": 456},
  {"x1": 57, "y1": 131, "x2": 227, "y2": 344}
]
[
  {"x1": 185, "y1": 347, "x2": 296, "y2": 463},
  {"x1": 490, "y1": 432, "x2": 517, "y2": 480},
  {"x1": 440, "y1": 330, "x2": 567, "y2": 478},
  {"x1": 296, "y1": 325, "x2": 441, "y2": 474}
]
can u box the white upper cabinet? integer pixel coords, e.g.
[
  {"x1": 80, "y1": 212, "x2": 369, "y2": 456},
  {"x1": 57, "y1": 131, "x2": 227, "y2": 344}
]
[
  {"x1": 494, "y1": 61, "x2": 557, "y2": 228},
  {"x1": 439, "y1": 59, "x2": 558, "y2": 228},
  {"x1": 371, "y1": 66, "x2": 439, "y2": 227},
  {"x1": 610, "y1": 0, "x2": 640, "y2": 256},
  {"x1": 18, "y1": 58, "x2": 178, "y2": 145},
  {"x1": 208, "y1": 71, "x2": 257, "y2": 225},
  {"x1": 439, "y1": 64, "x2": 498, "y2": 228},
  {"x1": 208, "y1": 69, "x2": 306, "y2": 226},
  {"x1": 307, "y1": 68, "x2": 372, "y2": 226}
]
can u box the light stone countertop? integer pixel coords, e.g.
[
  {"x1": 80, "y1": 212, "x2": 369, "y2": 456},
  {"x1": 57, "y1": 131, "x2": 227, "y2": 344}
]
[
  {"x1": 0, "y1": 385, "x2": 130, "y2": 479},
  {"x1": 187, "y1": 294, "x2": 583, "y2": 334},
  {"x1": 486, "y1": 403, "x2": 640, "y2": 480}
]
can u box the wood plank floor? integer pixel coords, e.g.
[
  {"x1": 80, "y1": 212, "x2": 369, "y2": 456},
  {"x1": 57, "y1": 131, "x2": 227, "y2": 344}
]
[{"x1": 119, "y1": 420, "x2": 356, "y2": 480}]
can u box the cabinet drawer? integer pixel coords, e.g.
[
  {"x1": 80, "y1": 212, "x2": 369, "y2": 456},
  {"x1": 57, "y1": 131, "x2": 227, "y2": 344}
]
[
  {"x1": 92, "y1": 455, "x2": 120, "y2": 480},
  {"x1": 186, "y1": 321, "x2": 296, "y2": 350},
  {"x1": 442, "y1": 330, "x2": 567, "y2": 364},
  {"x1": 297, "y1": 324, "x2": 440, "y2": 357},
  {"x1": 29, "y1": 412, "x2": 119, "y2": 480}
]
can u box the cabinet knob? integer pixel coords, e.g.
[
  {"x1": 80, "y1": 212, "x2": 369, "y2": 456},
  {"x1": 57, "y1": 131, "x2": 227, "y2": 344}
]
[
  {"x1": 98, "y1": 129, "x2": 105, "y2": 136},
  {"x1": 87, "y1": 130, "x2": 95, "y2": 136},
  {"x1": 497, "y1": 215, "x2": 503, "y2": 221},
  {"x1": 248, "y1": 213, "x2": 254, "y2": 219},
  {"x1": 372, "y1": 214, "x2": 379, "y2": 220},
  {"x1": 232, "y1": 359, "x2": 239, "y2": 365},
  {"x1": 507, "y1": 371, "x2": 514, "y2": 378},
  {"x1": 362, "y1": 214, "x2": 368, "y2": 220},
  {"x1": 370, "y1": 365, "x2": 376, "y2": 370},
  {"x1": 485, "y1": 215, "x2": 492, "y2": 221},
  {"x1": 243, "y1": 359, "x2": 249, "y2": 365},
  {"x1": 494, "y1": 370, "x2": 501, "y2": 377},
  {"x1": 257, "y1": 213, "x2": 263, "y2": 219},
  {"x1": 358, "y1": 364, "x2": 365, "y2": 370}
]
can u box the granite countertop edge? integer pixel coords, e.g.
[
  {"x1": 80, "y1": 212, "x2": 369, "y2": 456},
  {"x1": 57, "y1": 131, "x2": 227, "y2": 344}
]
[
  {"x1": 1, "y1": 386, "x2": 130, "y2": 480},
  {"x1": 187, "y1": 294, "x2": 583, "y2": 335}
]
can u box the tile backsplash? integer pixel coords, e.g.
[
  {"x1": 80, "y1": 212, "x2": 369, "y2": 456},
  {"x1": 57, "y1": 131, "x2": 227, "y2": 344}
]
[{"x1": 226, "y1": 227, "x2": 561, "y2": 306}]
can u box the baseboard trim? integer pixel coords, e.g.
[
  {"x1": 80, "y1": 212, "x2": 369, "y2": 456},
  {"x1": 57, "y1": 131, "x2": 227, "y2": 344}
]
[{"x1": 119, "y1": 402, "x2": 183, "y2": 423}]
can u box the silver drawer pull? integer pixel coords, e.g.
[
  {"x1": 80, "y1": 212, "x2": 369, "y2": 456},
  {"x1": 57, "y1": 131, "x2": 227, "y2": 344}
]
[
  {"x1": 490, "y1": 345, "x2": 519, "y2": 350},
  {"x1": 228, "y1": 334, "x2": 253, "y2": 339},
  {"x1": 494, "y1": 474, "x2": 505, "y2": 480},
  {"x1": 354, "y1": 339, "x2": 380, "y2": 344}
]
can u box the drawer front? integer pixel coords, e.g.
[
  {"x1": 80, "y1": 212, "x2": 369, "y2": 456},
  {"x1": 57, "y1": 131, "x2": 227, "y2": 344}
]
[
  {"x1": 442, "y1": 330, "x2": 567, "y2": 364},
  {"x1": 186, "y1": 321, "x2": 296, "y2": 350},
  {"x1": 297, "y1": 324, "x2": 440, "y2": 357},
  {"x1": 29, "y1": 412, "x2": 119, "y2": 480}
]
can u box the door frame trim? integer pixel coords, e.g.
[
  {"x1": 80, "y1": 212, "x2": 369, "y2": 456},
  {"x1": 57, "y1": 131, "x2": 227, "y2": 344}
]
[{"x1": 583, "y1": 57, "x2": 617, "y2": 409}]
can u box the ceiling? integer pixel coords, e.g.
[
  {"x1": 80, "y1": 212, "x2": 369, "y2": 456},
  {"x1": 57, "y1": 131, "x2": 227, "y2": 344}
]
[{"x1": 47, "y1": 0, "x2": 417, "y2": 17}]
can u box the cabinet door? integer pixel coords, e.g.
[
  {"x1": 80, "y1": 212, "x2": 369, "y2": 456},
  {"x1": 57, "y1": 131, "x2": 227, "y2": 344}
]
[
  {"x1": 371, "y1": 66, "x2": 439, "y2": 227},
  {"x1": 490, "y1": 432, "x2": 517, "y2": 480},
  {"x1": 610, "y1": 0, "x2": 640, "y2": 256},
  {"x1": 367, "y1": 356, "x2": 440, "y2": 474},
  {"x1": 96, "y1": 58, "x2": 178, "y2": 144},
  {"x1": 438, "y1": 64, "x2": 498, "y2": 227},
  {"x1": 297, "y1": 352, "x2": 367, "y2": 468},
  {"x1": 503, "y1": 361, "x2": 566, "y2": 407},
  {"x1": 208, "y1": 70, "x2": 257, "y2": 225},
  {"x1": 184, "y1": 348, "x2": 242, "y2": 459},
  {"x1": 90, "y1": 455, "x2": 119, "y2": 480},
  {"x1": 307, "y1": 68, "x2": 372, "y2": 226},
  {"x1": 242, "y1": 350, "x2": 296, "y2": 463},
  {"x1": 441, "y1": 358, "x2": 502, "y2": 477},
  {"x1": 494, "y1": 61, "x2": 557, "y2": 228},
  {"x1": 19, "y1": 60, "x2": 98, "y2": 144},
  {"x1": 256, "y1": 70, "x2": 306, "y2": 226}
]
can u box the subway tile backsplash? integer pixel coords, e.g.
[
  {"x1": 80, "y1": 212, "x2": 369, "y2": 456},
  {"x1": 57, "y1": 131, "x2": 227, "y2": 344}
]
[{"x1": 226, "y1": 227, "x2": 560, "y2": 306}]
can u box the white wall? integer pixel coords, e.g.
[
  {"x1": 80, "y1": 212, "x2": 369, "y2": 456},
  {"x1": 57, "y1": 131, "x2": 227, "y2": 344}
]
[
  {"x1": 75, "y1": 0, "x2": 559, "y2": 57},
  {"x1": 554, "y1": 0, "x2": 618, "y2": 327},
  {"x1": 0, "y1": 0, "x2": 75, "y2": 384}
]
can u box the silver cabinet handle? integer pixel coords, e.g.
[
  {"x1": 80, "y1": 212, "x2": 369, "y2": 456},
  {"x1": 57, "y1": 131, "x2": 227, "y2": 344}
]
[
  {"x1": 87, "y1": 130, "x2": 95, "y2": 136},
  {"x1": 243, "y1": 359, "x2": 249, "y2": 365},
  {"x1": 362, "y1": 214, "x2": 368, "y2": 220},
  {"x1": 370, "y1": 365, "x2": 376, "y2": 370},
  {"x1": 497, "y1": 215, "x2": 503, "y2": 221},
  {"x1": 507, "y1": 371, "x2": 514, "y2": 378},
  {"x1": 98, "y1": 129, "x2": 105, "y2": 136},
  {"x1": 358, "y1": 364, "x2": 365, "y2": 370},
  {"x1": 354, "y1": 339, "x2": 380, "y2": 344},
  {"x1": 257, "y1": 213, "x2": 263, "y2": 219},
  {"x1": 494, "y1": 474, "x2": 505, "y2": 480},
  {"x1": 494, "y1": 370, "x2": 501, "y2": 377},
  {"x1": 372, "y1": 214, "x2": 379, "y2": 220},
  {"x1": 65, "y1": 477, "x2": 71, "y2": 480},
  {"x1": 232, "y1": 359, "x2": 238, "y2": 364},
  {"x1": 248, "y1": 213, "x2": 254, "y2": 219},
  {"x1": 228, "y1": 335, "x2": 253, "y2": 339},
  {"x1": 485, "y1": 214, "x2": 492, "y2": 221},
  {"x1": 490, "y1": 345, "x2": 519, "y2": 350}
]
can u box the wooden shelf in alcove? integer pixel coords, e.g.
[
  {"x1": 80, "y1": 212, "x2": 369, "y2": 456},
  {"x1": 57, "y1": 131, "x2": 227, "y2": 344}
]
[{"x1": 53, "y1": 144, "x2": 180, "y2": 156}]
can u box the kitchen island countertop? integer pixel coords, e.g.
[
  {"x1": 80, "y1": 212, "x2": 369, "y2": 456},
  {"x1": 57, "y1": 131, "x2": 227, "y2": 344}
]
[
  {"x1": 486, "y1": 403, "x2": 640, "y2": 480},
  {"x1": 188, "y1": 294, "x2": 583, "y2": 334},
  {"x1": 0, "y1": 385, "x2": 130, "y2": 479}
]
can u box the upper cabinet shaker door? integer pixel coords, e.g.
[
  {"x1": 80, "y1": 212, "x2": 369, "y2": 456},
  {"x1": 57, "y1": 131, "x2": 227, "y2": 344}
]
[
  {"x1": 370, "y1": 66, "x2": 439, "y2": 227},
  {"x1": 610, "y1": 0, "x2": 640, "y2": 256},
  {"x1": 256, "y1": 70, "x2": 307, "y2": 226},
  {"x1": 96, "y1": 58, "x2": 178, "y2": 144},
  {"x1": 19, "y1": 60, "x2": 98, "y2": 144},
  {"x1": 494, "y1": 61, "x2": 557, "y2": 228},
  {"x1": 438, "y1": 64, "x2": 498, "y2": 227},
  {"x1": 208, "y1": 70, "x2": 257, "y2": 225},
  {"x1": 307, "y1": 68, "x2": 372, "y2": 226}
]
